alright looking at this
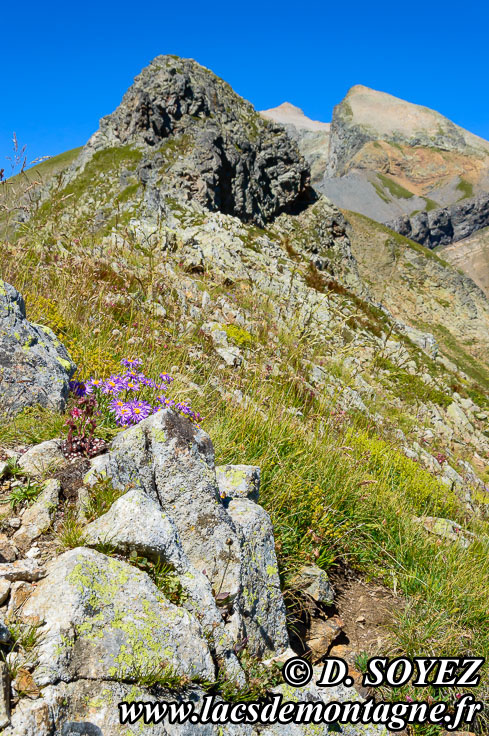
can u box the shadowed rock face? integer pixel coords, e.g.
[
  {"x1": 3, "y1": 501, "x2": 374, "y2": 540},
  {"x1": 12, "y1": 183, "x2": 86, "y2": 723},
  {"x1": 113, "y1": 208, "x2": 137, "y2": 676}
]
[
  {"x1": 386, "y1": 193, "x2": 489, "y2": 248},
  {"x1": 73, "y1": 56, "x2": 313, "y2": 227},
  {"x1": 0, "y1": 281, "x2": 76, "y2": 416}
]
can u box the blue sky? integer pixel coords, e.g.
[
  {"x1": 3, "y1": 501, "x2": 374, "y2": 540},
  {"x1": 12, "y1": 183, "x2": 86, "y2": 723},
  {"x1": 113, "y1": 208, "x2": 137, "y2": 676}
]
[{"x1": 2, "y1": 0, "x2": 488, "y2": 168}]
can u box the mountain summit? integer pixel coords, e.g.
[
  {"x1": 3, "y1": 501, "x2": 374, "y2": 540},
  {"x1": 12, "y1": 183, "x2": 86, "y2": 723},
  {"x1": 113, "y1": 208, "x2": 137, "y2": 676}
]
[
  {"x1": 69, "y1": 55, "x2": 313, "y2": 227},
  {"x1": 327, "y1": 84, "x2": 489, "y2": 178},
  {"x1": 261, "y1": 102, "x2": 330, "y2": 133}
]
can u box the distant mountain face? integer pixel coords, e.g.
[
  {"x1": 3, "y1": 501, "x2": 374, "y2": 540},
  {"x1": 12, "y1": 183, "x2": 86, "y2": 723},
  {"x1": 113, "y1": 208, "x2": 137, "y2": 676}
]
[
  {"x1": 260, "y1": 86, "x2": 489, "y2": 226},
  {"x1": 441, "y1": 226, "x2": 489, "y2": 297}
]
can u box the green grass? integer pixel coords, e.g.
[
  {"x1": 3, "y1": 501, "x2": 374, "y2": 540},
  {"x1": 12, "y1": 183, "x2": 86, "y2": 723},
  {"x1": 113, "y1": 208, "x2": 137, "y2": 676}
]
[
  {"x1": 82, "y1": 475, "x2": 126, "y2": 522},
  {"x1": 2, "y1": 147, "x2": 81, "y2": 187},
  {"x1": 426, "y1": 323, "x2": 489, "y2": 393},
  {"x1": 0, "y1": 406, "x2": 65, "y2": 447},
  {"x1": 57, "y1": 509, "x2": 88, "y2": 550},
  {"x1": 345, "y1": 209, "x2": 451, "y2": 265},
  {"x1": 8, "y1": 480, "x2": 43, "y2": 509},
  {"x1": 424, "y1": 197, "x2": 440, "y2": 212},
  {"x1": 456, "y1": 178, "x2": 474, "y2": 200},
  {"x1": 377, "y1": 173, "x2": 414, "y2": 200}
]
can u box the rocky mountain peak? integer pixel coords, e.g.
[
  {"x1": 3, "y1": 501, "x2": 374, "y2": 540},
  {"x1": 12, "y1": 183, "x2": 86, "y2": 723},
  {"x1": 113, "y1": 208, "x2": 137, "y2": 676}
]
[
  {"x1": 328, "y1": 84, "x2": 489, "y2": 177},
  {"x1": 71, "y1": 55, "x2": 313, "y2": 226},
  {"x1": 260, "y1": 102, "x2": 330, "y2": 133}
]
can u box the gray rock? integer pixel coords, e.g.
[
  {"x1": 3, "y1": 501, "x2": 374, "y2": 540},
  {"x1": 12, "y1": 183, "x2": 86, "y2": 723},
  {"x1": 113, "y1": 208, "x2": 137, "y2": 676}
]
[
  {"x1": 12, "y1": 479, "x2": 60, "y2": 550},
  {"x1": 0, "y1": 578, "x2": 11, "y2": 604},
  {"x1": 83, "y1": 488, "x2": 240, "y2": 660},
  {"x1": 0, "y1": 661, "x2": 10, "y2": 729},
  {"x1": 82, "y1": 453, "x2": 110, "y2": 488},
  {"x1": 20, "y1": 547, "x2": 215, "y2": 686},
  {"x1": 3, "y1": 679, "x2": 248, "y2": 736},
  {"x1": 264, "y1": 669, "x2": 388, "y2": 735},
  {"x1": 413, "y1": 516, "x2": 474, "y2": 549},
  {"x1": 216, "y1": 465, "x2": 260, "y2": 501},
  {"x1": 102, "y1": 409, "x2": 289, "y2": 658},
  {"x1": 0, "y1": 615, "x2": 12, "y2": 645},
  {"x1": 18, "y1": 439, "x2": 66, "y2": 476},
  {"x1": 84, "y1": 488, "x2": 188, "y2": 566},
  {"x1": 2, "y1": 672, "x2": 389, "y2": 735},
  {"x1": 0, "y1": 558, "x2": 45, "y2": 582},
  {"x1": 215, "y1": 346, "x2": 243, "y2": 366},
  {"x1": 227, "y1": 498, "x2": 289, "y2": 657},
  {"x1": 0, "y1": 282, "x2": 76, "y2": 416},
  {"x1": 0, "y1": 534, "x2": 17, "y2": 563},
  {"x1": 290, "y1": 565, "x2": 335, "y2": 605},
  {"x1": 387, "y1": 193, "x2": 489, "y2": 249}
]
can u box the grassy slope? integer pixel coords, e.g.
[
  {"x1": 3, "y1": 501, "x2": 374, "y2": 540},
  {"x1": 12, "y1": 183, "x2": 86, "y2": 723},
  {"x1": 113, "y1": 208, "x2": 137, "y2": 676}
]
[
  {"x1": 2, "y1": 161, "x2": 489, "y2": 723},
  {"x1": 344, "y1": 208, "x2": 489, "y2": 394},
  {"x1": 0, "y1": 147, "x2": 82, "y2": 237}
]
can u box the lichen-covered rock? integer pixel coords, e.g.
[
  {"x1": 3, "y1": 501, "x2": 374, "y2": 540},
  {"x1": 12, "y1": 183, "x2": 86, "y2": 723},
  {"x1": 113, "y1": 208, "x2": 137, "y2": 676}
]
[
  {"x1": 290, "y1": 564, "x2": 335, "y2": 605},
  {"x1": 2, "y1": 675, "x2": 388, "y2": 735},
  {"x1": 263, "y1": 670, "x2": 388, "y2": 736},
  {"x1": 12, "y1": 479, "x2": 60, "y2": 551},
  {"x1": 3, "y1": 679, "x2": 247, "y2": 735},
  {"x1": 20, "y1": 547, "x2": 215, "y2": 686},
  {"x1": 84, "y1": 488, "x2": 188, "y2": 566},
  {"x1": 71, "y1": 55, "x2": 313, "y2": 227},
  {"x1": 18, "y1": 439, "x2": 66, "y2": 476},
  {"x1": 216, "y1": 465, "x2": 260, "y2": 501},
  {"x1": 102, "y1": 409, "x2": 289, "y2": 658},
  {"x1": 0, "y1": 282, "x2": 76, "y2": 416},
  {"x1": 83, "y1": 488, "x2": 245, "y2": 683},
  {"x1": 227, "y1": 498, "x2": 289, "y2": 657},
  {"x1": 105, "y1": 410, "x2": 241, "y2": 597},
  {"x1": 413, "y1": 516, "x2": 475, "y2": 548}
]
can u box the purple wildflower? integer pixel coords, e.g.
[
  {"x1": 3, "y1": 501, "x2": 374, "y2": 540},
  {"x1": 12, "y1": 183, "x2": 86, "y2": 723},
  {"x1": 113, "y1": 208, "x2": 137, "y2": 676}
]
[
  {"x1": 101, "y1": 376, "x2": 125, "y2": 395},
  {"x1": 121, "y1": 358, "x2": 142, "y2": 369},
  {"x1": 85, "y1": 378, "x2": 104, "y2": 394},
  {"x1": 122, "y1": 377, "x2": 140, "y2": 392},
  {"x1": 127, "y1": 400, "x2": 153, "y2": 424},
  {"x1": 69, "y1": 380, "x2": 87, "y2": 397}
]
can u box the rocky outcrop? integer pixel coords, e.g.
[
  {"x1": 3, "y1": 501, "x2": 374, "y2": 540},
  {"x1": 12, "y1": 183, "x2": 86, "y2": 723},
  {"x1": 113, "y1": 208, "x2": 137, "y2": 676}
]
[
  {"x1": 260, "y1": 102, "x2": 330, "y2": 186},
  {"x1": 0, "y1": 409, "x2": 389, "y2": 734},
  {"x1": 386, "y1": 192, "x2": 489, "y2": 248},
  {"x1": 97, "y1": 408, "x2": 289, "y2": 660},
  {"x1": 70, "y1": 56, "x2": 313, "y2": 227},
  {"x1": 0, "y1": 281, "x2": 75, "y2": 416}
]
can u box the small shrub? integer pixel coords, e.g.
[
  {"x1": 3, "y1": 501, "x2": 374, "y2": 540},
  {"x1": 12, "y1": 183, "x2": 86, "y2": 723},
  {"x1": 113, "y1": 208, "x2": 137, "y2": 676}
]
[
  {"x1": 128, "y1": 552, "x2": 187, "y2": 606},
  {"x1": 82, "y1": 475, "x2": 126, "y2": 522},
  {"x1": 224, "y1": 324, "x2": 254, "y2": 347},
  {"x1": 57, "y1": 509, "x2": 87, "y2": 550},
  {"x1": 8, "y1": 480, "x2": 42, "y2": 509}
]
